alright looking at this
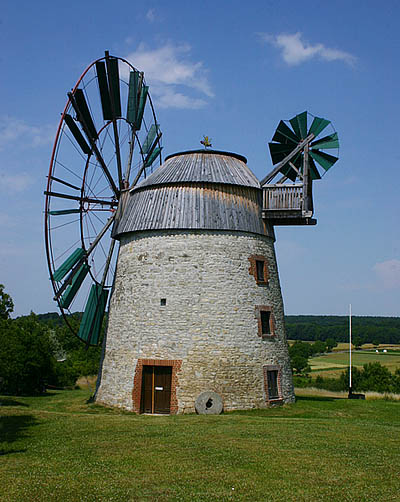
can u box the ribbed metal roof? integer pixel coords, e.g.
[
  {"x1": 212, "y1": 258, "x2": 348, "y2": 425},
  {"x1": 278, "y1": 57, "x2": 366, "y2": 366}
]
[
  {"x1": 112, "y1": 150, "x2": 272, "y2": 239},
  {"x1": 113, "y1": 184, "x2": 271, "y2": 238},
  {"x1": 134, "y1": 150, "x2": 260, "y2": 189}
]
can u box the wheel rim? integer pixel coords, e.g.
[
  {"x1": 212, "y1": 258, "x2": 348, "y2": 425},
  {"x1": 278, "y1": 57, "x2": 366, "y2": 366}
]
[{"x1": 44, "y1": 52, "x2": 162, "y2": 343}]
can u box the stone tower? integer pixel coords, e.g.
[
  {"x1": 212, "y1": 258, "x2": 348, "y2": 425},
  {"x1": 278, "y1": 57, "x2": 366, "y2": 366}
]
[{"x1": 95, "y1": 149, "x2": 295, "y2": 413}]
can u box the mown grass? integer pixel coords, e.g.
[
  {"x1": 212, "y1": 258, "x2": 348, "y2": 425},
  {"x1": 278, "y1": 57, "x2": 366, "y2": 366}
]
[
  {"x1": 310, "y1": 350, "x2": 400, "y2": 378},
  {"x1": 1, "y1": 389, "x2": 399, "y2": 502}
]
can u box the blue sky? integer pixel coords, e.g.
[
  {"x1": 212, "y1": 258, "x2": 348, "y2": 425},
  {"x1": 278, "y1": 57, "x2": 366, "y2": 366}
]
[{"x1": 1, "y1": 0, "x2": 399, "y2": 317}]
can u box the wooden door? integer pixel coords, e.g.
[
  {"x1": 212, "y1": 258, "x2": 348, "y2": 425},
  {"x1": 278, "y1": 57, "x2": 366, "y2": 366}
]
[{"x1": 140, "y1": 365, "x2": 172, "y2": 414}]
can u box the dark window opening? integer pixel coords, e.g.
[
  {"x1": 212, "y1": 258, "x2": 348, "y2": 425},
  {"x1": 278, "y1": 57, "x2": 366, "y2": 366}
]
[
  {"x1": 260, "y1": 310, "x2": 271, "y2": 335},
  {"x1": 267, "y1": 370, "x2": 279, "y2": 399},
  {"x1": 160, "y1": 298, "x2": 166, "y2": 306},
  {"x1": 256, "y1": 260, "x2": 265, "y2": 282}
]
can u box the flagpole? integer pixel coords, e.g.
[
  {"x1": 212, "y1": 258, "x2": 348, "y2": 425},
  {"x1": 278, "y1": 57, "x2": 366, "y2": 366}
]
[{"x1": 349, "y1": 303, "x2": 352, "y2": 394}]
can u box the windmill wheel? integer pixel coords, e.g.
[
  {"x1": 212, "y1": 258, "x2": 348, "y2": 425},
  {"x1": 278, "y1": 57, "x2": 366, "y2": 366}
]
[
  {"x1": 268, "y1": 111, "x2": 339, "y2": 182},
  {"x1": 44, "y1": 51, "x2": 162, "y2": 345}
]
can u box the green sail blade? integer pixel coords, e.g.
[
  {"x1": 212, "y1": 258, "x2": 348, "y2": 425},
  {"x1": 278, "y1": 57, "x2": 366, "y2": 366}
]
[
  {"x1": 135, "y1": 85, "x2": 148, "y2": 131},
  {"x1": 77, "y1": 284, "x2": 108, "y2": 345},
  {"x1": 53, "y1": 248, "x2": 85, "y2": 282},
  {"x1": 142, "y1": 124, "x2": 159, "y2": 156},
  {"x1": 126, "y1": 71, "x2": 139, "y2": 125},
  {"x1": 279, "y1": 163, "x2": 298, "y2": 182},
  {"x1": 272, "y1": 120, "x2": 299, "y2": 144},
  {"x1": 311, "y1": 132, "x2": 339, "y2": 150},
  {"x1": 308, "y1": 158, "x2": 321, "y2": 180},
  {"x1": 308, "y1": 117, "x2": 330, "y2": 137},
  {"x1": 64, "y1": 114, "x2": 91, "y2": 155},
  {"x1": 96, "y1": 61, "x2": 112, "y2": 120},
  {"x1": 73, "y1": 89, "x2": 98, "y2": 141},
  {"x1": 48, "y1": 209, "x2": 80, "y2": 216},
  {"x1": 59, "y1": 264, "x2": 89, "y2": 309},
  {"x1": 108, "y1": 57, "x2": 122, "y2": 118},
  {"x1": 290, "y1": 111, "x2": 307, "y2": 139},
  {"x1": 144, "y1": 146, "x2": 162, "y2": 167},
  {"x1": 309, "y1": 150, "x2": 338, "y2": 171},
  {"x1": 268, "y1": 142, "x2": 296, "y2": 165}
]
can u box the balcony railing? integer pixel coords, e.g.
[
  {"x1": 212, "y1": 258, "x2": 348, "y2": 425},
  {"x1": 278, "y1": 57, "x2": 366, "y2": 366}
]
[
  {"x1": 262, "y1": 183, "x2": 315, "y2": 225},
  {"x1": 263, "y1": 184, "x2": 303, "y2": 210}
]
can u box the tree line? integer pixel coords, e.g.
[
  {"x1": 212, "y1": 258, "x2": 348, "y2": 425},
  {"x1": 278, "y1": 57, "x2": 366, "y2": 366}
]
[
  {"x1": 285, "y1": 315, "x2": 400, "y2": 345},
  {"x1": 1, "y1": 284, "x2": 399, "y2": 396}
]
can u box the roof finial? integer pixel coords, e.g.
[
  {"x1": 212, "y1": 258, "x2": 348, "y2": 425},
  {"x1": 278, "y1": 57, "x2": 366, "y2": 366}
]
[{"x1": 200, "y1": 135, "x2": 212, "y2": 148}]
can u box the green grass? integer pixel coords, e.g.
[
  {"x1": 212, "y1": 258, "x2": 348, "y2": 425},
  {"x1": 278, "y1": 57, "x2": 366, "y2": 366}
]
[
  {"x1": 1, "y1": 389, "x2": 400, "y2": 502},
  {"x1": 310, "y1": 350, "x2": 400, "y2": 378}
]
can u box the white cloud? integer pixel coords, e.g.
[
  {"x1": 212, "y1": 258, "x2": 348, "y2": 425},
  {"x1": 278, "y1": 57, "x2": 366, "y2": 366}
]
[
  {"x1": 261, "y1": 32, "x2": 356, "y2": 66},
  {"x1": 0, "y1": 116, "x2": 54, "y2": 151},
  {"x1": 373, "y1": 259, "x2": 400, "y2": 289},
  {"x1": 152, "y1": 86, "x2": 207, "y2": 110},
  {"x1": 125, "y1": 43, "x2": 213, "y2": 109},
  {"x1": 146, "y1": 9, "x2": 155, "y2": 23},
  {"x1": 0, "y1": 172, "x2": 34, "y2": 193}
]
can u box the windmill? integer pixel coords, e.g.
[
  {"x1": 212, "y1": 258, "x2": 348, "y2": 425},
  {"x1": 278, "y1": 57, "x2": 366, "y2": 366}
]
[
  {"x1": 261, "y1": 111, "x2": 339, "y2": 225},
  {"x1": 44, "y1": 51, "x2": 162, "y2": 346},
  {"x1": 45, "y1": 53, "x2": 339, "y2": 414}
]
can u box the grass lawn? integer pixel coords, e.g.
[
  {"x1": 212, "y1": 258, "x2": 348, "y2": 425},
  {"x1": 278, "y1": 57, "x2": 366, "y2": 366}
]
[
  {"x1": 310, "y1": 350, "x2": 400, "y2": 378},
  {"x1": 1, "y1": 390, "x2": 400, "y2": 501}
]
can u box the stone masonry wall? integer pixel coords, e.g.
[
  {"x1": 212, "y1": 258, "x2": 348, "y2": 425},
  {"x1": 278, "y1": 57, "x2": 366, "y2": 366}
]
[{"x1": 95, "y1": 229, "x2": 295, "y2": 412}]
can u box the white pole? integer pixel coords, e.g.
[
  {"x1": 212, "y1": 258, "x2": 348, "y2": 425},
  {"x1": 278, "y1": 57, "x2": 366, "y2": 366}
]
[{"x1": 349, "y1": 303, "x2": 352, "y2": 390}]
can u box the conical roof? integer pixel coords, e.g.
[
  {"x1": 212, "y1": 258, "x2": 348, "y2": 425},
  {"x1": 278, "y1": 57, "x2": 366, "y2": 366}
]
[{"x1": 134, "y1": 149, "x2": 260, "y2": 190}]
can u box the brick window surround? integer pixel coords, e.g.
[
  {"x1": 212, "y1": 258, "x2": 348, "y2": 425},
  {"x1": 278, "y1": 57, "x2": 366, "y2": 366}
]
[
  {"x1": 132, "y1": 359, "x2": 182, "y2": 414},
  {"x1": 255, "y1": 305, "x2": 276, "y2": 339},
  {"x1": 263, "y1": 364, "x2": 283, "y2": 404},
  {"x1": 248, "y1": 255, "x2": 269, "y2": 285}
]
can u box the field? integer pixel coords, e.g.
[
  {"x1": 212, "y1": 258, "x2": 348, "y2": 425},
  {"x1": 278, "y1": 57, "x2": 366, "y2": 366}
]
[
  {"x1": 1, "y1": 390, "x2": 400, "y2": 501},
  {"x1": 309, "y1": 349, "x2": 400, "y2": 378}
]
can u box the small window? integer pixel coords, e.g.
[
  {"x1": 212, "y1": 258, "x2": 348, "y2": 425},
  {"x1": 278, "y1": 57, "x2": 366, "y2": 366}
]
[
  {"x1": 256, "y1": 260, "x2": 265, "y2": 282},
  {"x1": 267, "y1": 370, "x2": 279, "y2": 399},
  {"x1": 255, "y1": 306, "x2": 275, "y2": 338},
  {"x1": 248, "y1": 255, "x2": 269, "y2": 284},
  {"x1": 260, "y1": 311, "x2": 271, "y2": 335},
  {"x1": 263, "y1": 365, "x2": 282, "y2": 403},
  {"x1": 160, "y1": 298, "x2": 166, "y2": 306}
]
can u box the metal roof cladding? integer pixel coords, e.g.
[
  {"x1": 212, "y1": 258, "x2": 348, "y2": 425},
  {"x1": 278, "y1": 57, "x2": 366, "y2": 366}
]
[
  {"x1": 112, "y1": 149, "x2": 271, "y2": 238},
  {"x1": 132, "y1": 149, "x2": 261, "y2": 190}
]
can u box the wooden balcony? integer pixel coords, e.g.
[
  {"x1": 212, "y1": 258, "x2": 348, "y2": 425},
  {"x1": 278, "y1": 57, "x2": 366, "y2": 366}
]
[{"x1": 262, "y1": 184, "x2": 316, "y2": 226}]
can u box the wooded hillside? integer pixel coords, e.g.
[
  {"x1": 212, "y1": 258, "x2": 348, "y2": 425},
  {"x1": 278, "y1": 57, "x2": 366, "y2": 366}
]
[{"x1": 285, "y1": 315, "x2": 400, "y2": 344}]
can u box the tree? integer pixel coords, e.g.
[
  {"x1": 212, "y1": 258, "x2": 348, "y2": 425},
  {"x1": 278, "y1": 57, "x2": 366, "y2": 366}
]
[
  {"x1": 289, "y1": 341, "x2": 312, "y2": 359},
  {"x1": 291, "y1": 355, "x2": 310, "y2": 375},
  {"x1": 310, "y1": 340, "x2": 327, "y2": 355},
  {"x1": 325, "y1": 338, "x2": 337, "y2": 352},
  {"x1": 353, "y1": 336, "x2": 363, "y2": 349},
  {"x1": 0, "y1": 313, "x2": 57, "y2": 395},
  {"x1": 0, "y1": 284, "x2": 14, "y2": 320}
]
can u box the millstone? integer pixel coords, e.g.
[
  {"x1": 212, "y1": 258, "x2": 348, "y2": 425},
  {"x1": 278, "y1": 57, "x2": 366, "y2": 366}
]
[{"x1": 195, "y1": 391, "x2": 223, "y2": 415}]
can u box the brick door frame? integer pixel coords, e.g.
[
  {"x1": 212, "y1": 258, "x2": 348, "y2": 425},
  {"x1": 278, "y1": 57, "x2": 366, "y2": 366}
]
[{"x1": 132, "y1": 359, "x2": 182, "y2": 414}]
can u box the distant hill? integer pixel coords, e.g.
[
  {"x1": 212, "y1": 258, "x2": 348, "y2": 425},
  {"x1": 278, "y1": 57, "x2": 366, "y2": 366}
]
[{"x1": 285, "y1": 315, "x2": 400, "y2": 344}]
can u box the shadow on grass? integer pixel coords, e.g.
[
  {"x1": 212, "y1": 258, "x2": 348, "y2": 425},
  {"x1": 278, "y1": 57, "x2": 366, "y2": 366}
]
[
  {"x1": 0, "y1": 414, "x2": 38, "y2": 455},
  {"x1": 295, "y1": 395, "x2": 339, "y2": 402},
  {"x1": 0, "y1": 397, "x2": 29, "y2": 407}
]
